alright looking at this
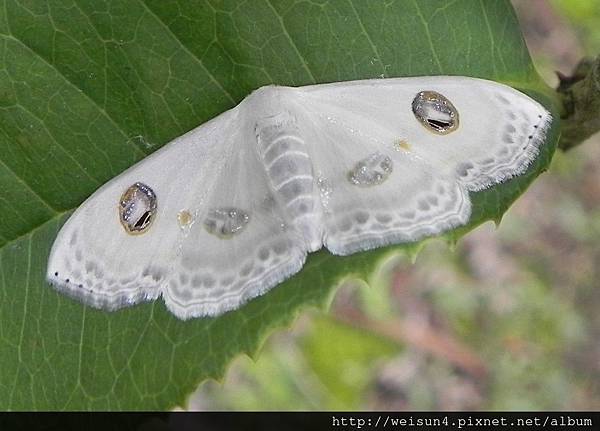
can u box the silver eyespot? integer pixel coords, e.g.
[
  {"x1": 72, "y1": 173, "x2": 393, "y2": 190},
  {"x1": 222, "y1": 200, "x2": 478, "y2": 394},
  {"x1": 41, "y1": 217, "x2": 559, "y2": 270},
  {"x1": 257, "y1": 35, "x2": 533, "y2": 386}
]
[
  {"x1": 204, "y1": 207, "x2": 250, "y2": 239},
  {"x1": 119, "y1": 182, "x2": 157, "y2": 235},
  {"x1": 412, "y1": 91, "x2": 459, "y2": 134},
  {"x1": 347, "y1": 152, "x2": 393, "y2": 187}
]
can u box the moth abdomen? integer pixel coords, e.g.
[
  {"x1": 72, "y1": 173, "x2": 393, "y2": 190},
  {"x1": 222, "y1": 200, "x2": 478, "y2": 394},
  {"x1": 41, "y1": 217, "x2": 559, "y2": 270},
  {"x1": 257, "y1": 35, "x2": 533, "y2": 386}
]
[{"x1": 256, "y1": 115, "x2": 321, "y2": 251}]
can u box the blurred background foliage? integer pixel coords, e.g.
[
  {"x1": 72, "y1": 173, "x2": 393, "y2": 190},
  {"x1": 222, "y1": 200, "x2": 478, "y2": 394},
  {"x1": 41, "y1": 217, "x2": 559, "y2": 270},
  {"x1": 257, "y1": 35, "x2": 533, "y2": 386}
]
[{"x1": 186, "y1": 0, "x2": 600, "y2": 410}]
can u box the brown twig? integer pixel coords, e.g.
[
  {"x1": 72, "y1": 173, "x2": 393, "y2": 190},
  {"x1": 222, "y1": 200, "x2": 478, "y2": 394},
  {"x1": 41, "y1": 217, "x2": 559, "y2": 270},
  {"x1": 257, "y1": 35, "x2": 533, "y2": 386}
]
[
  {"x1": 336, "y1": 309, "x2": 487, "y2": 380},
  {"x1": 557, "y1": 55, "x2": 600, "y2": 151},
  {"x1": 335, "y1": 275, "x2": 488, "y2": 381}
]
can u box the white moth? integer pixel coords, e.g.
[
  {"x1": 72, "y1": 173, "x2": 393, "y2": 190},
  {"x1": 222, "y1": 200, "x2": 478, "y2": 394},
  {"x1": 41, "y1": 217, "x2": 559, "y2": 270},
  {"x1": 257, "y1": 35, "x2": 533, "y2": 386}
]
[{"x1": 46, "y1": 76, "x2": 552, "y2": 319}]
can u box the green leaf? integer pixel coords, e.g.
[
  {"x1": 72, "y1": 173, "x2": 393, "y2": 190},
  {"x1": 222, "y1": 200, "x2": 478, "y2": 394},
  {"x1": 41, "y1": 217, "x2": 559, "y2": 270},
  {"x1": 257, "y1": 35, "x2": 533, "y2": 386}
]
[
  {"x1": 0, "y1": 0, "x2": 559, "y2": 409},
  {"x1": 301, "y1": 316, "x2": 401, "y2": 409}
]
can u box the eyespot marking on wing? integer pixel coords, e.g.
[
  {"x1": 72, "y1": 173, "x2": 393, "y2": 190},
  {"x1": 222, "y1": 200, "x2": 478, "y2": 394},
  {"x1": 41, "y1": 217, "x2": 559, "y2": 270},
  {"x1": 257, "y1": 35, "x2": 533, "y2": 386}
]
[
  {"x1": 347, "y1": 152, "x2": 393, "y2": 186},
  {"x1": 203, "y1": 207, "x2": 250, "y2": 239},
  {"x1": 412, "y1": 91, "x2": 459, "y2": 134},
  {"x1": 119, "y1": 182, "x2": 157, "y2": 235}
]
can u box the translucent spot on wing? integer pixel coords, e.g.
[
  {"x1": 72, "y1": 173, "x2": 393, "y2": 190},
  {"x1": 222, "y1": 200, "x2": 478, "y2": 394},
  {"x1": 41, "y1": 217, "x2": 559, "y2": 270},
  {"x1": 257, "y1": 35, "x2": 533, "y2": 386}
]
[
  {"x1": 347, "y1": 152, "x2": 393, "y2": 187},
  {"x1": 204, "y1": 207, "x2": 250, "y2": 239}
]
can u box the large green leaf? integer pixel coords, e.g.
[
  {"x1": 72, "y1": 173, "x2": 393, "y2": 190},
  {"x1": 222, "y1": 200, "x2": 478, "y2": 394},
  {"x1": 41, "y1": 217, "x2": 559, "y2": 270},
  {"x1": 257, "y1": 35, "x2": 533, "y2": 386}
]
[{"x1": 0, "y1": 0, "x2": 558, "y2": 409}]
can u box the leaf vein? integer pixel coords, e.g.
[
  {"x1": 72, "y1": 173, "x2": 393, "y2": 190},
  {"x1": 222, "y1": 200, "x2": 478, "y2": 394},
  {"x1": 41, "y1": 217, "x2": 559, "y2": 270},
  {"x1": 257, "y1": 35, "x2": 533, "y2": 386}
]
[
  {"x1": 348, "y1": 1, "x2": 386, "y2": 76},
  {"x1": 412, "y1": 0, "x2": 443, "y2": 73},
  {"x1": 265, "y1": 0, "x2": 317, "y2": 84},
  {"x1": 139, "y1": 0, "x2": 236, "y2": 105},
  {"x1": 0, "y1": 33, "x2": 148, "y2": 158}
]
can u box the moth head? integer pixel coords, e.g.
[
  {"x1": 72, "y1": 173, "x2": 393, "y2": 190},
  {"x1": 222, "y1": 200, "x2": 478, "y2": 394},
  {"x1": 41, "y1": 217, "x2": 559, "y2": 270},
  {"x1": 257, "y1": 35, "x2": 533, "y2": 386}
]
[{"x1": 412, "y1": 91, "x2": 459, "y2": 134}]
